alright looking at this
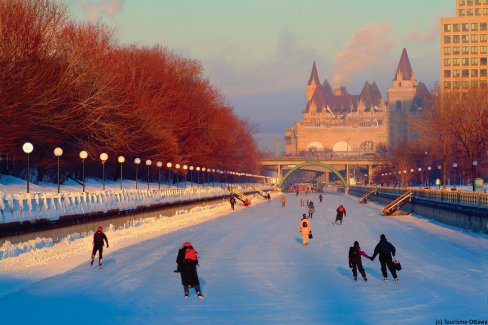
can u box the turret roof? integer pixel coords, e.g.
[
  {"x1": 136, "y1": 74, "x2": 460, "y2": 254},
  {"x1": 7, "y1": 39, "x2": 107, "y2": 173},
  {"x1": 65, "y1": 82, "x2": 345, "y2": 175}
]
[{"x1": 394, "y1": 48, "x2": 414, "y2": 81}]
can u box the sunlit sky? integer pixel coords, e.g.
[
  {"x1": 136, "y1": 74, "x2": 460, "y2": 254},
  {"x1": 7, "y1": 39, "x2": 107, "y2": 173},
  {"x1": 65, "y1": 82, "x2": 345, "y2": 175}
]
[{"x1": 65, "y1": 0, "x2": 453, "y2": 151}]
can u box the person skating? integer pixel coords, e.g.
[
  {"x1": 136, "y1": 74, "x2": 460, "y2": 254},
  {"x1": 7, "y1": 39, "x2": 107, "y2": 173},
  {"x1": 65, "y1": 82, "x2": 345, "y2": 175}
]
[
  {"x1": 230, "y1": 196, "x2": 236, "y2": 210},
  {"x1": 335, "y1": 204, "x2": 346, "y2": 225},
  {"x1": 280, "y1": 195, "x2": 286, "y2": 207},
  {"x1": 319, "y1": 194, "x2": 323, "y2": 203},
  {"x1": 296, "y1": 190, "x2": 299, "y2": 196},
  {"x1": 307, "y1": 201, "x2": 315, "y2": 218},
  {"x1": 91, "y1": 226, "x2": 109, "y2": 268},
  {"x1": 299, "y1": 214, "x2": 311, "y2": 246},
  {"x1": 370, "y1": 234, "x2": 399, "y2": 282},
  {"x1": 176, "y1": 241, "x2": 204, "y2": 300},
  {"x1": 267, "y1": 193, "x2": 271, "y2": 202},
  {"x1": 349, "y1": 241, "x2": 370, "y2": 282}
]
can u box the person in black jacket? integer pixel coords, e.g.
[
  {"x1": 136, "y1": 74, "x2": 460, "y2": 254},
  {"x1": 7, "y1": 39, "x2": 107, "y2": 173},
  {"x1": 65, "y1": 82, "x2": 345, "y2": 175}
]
[
  {"x1": 176, "y1": 242, "x2": 204, "y2": 300},
  {"x1": 348, "y1": 241, "x2": 370, "y2": 282},
  {"x1": 370, "y1": 234, "x2": 398, "y2": 282},
  {"x1": 91, "y1": 226, "x2": 109, "y2": 268},
  {"x1": 230, "y1": 196, "x2": 236, "y2": 210}
]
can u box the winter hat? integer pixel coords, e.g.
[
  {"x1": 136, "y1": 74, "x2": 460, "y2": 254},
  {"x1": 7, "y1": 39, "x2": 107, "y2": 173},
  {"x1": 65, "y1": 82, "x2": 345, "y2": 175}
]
[
  {"x1": 97, "y1": 226, "x2": 103, "y2": 232},
  {"x1": 302, "y1": 214, "x2": 307, "y2": 218},
  {"x1": 354, "y1": 241, "x2": 359, "y2": 247},
  {"x1": 183, "y1": 241, "x2": 192, "y2": 247},
  {"x1": 380, "y1": 234, "x2": 386, "y2": 240}
]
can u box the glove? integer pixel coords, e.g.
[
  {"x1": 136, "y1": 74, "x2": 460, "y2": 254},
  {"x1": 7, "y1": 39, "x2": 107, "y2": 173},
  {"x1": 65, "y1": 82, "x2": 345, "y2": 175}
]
[
  {"x1": 369, "y1": 257, "x2": 374, "y2": 261},
  {"x1": 349, "y1": 262, "x2": 353, "y2": 268},
  {"x1": 393, "y1": 257, "x2": 399, "y2": 264},
  {"x1": 106, "y1": 245, "x2": 109, "y2": 248}
]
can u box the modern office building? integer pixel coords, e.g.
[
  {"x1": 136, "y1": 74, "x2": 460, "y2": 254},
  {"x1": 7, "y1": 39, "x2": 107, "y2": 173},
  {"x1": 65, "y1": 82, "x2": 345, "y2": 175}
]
[{"x1": 441, "y1": 0, "x2": 488, "y2": 91}]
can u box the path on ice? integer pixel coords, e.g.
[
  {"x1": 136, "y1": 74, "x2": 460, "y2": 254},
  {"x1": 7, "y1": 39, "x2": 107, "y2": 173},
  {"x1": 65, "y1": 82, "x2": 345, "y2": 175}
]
[{"x1": 0, "y1": 193, "x2": 487, "y2": 324}]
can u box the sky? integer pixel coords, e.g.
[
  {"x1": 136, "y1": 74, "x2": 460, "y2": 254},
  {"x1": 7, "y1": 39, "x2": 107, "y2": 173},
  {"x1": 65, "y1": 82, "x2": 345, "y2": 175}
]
[{"x1": 64, "y1": 0, "x2": 453, "y2": 151}]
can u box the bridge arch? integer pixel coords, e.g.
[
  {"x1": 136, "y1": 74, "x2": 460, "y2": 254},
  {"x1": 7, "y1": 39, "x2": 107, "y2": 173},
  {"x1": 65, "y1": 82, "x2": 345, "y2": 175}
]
[{"x1": 278, "y1": 161, "x2": 348, "y2": 189}]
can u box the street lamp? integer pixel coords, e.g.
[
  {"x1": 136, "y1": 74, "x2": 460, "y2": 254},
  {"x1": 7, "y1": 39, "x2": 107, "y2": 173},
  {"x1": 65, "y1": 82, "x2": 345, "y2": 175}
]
[
  {"x1": 54, "y1": 147, "x2": 63, "y2": 193},
  {"x1": 452, "y1": 163, "x2": 458, "y2": 187},
  {"x1": 118, "y1": 156, "x2": 125, "y2": 190},
  {"x1": 80, "y1": 150, "x2": 88, "y2": 192},
  {"x1": 135, "y1": 158, "x2": 141, "y2": 189},
  {"x1": 100, "y1": 153, "x2": 108, "y2": 191},
  {"x1": 157, "y1": 161, "x2": 163, "y2": 190},
  {"x1": 211, "y1": 168, "x2": 215, "y2": 187},
  {"x1": 427, "y1": 166, "x2": 432, "y2": 188},
  {"x1": 196, "y1": 167, "x2": 201, "y2": 186},
  {"x1": 189, "y1": 166, "x2": 194, "y2": 187},
  {"x1": 418, "y1": 167, "x2": 422, "y2": 186},
  {"x1": 183, "y1": 165, "x2": 188, "y2": 187},
  {"x1": 146, "y1": 160, "x2": 152, "y2": 190},
  {"x1": 472, "y1": 160, "x2": 478, "y2": 191},
  {"x1": 166, "y1": 162, "x2": 172, "y2": 187},
  {"x1": 175, "y1": 163, "x2": 180, "y2": 188},
  {"x1": 22, "y1": 142, "x2": 34, "y2": 193},
  {"x1": 202, "y1": 167, "x2": 206, "y2": 186}
]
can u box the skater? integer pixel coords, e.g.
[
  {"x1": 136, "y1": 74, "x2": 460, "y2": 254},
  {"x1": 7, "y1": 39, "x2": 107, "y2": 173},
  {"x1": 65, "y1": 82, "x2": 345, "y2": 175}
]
[
  {"x1": 307, "y1": 201, "x2": 315, "y2": 218},
  {"x1": 299, "y1": 214, "x2": 311, "y2": 246},
  {"x1": 296, "y1": 190, "x2": 299, "y2": 196},
  {"x1": 244, "y1": 197, "x2": 251, "y2": 206},
  {"x1": 370, "y1": 234, "x2": 399, "y2": 282},
  {"x1": 267, "y1": 193, "x2": 271, "y2": 202},
  {"x1": 176, "y1": 241, "x2": 204, "y2": 300},
  {"x1": 319, "y1": 194, "x2": 323, "y2": 203},
  {"x1": 349, "y1": 241, "x2": 370, "y2": 282},
  {"x1": 91, "y1": 226, "x2": 109, "y2": 268},
  {"x1": 280, "y1": 195, "x2": 286, "y2": 207},
  {"x1": 230, "y1": 196, "x2": 236, "y2": 210},
  {"x1": 335, "y1": 204, "x2": 346, "y2": 224}
]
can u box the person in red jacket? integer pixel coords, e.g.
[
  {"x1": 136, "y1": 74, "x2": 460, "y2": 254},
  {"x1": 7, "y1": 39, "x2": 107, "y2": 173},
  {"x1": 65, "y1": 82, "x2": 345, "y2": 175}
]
[
  {"x1": 91, "y1": 226, "x2": 109, "y2": 268},
  {"x1": 348, "y1": 241, "x2": 370, "y2": 282},
  {"x1": 335, "y1": 204, "x2": 346, "y2": 225}
]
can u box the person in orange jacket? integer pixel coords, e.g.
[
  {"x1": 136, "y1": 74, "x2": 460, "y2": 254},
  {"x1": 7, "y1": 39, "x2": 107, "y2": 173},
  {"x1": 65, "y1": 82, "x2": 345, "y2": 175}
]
[{"x1": 280, "y1": 195, "x2": 286, "y2": 207}]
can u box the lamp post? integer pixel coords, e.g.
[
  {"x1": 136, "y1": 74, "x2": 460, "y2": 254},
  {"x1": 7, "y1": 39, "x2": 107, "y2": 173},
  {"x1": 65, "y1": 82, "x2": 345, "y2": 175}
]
[
  {"x1": 54, "y1": 147, "x2": 63, "y2": 193},
  {"x1": 418, "y1": 167, "x2": 422, "y2": 186},
  {"x1": 100, "y1": 153, "x2": 108, "y2": 191},
  {"x1": 427, "y1": 166, "x2": 432, "y2": 188},
  {"x1": 196, "y1": 167, "x2": 201, "y2": 186},
  {"x1": 146, "y1": 160, "x2": 152, "y2": 190},
  {"x1": 22, "y1": 142, "x2": 34, "y2": 193},
  {"x1": 437, "y1": 165, "x2": 442, "y2": 189},
  {"x1": 166, "y1": 162, "x2": 172, "y2": 187},
  {"x1": 183, "y1": 165, "x2": 188, "y2": 187},
  {"x1": 202, "y1": 168, "x2": 206, "y2": 186},
  {"x1": 157, "y1": 162, "x2": 163, "y2": 190},
  {"x1": 135, "y1": 158, "x2": 141, "y2": 189},
  {"x1": 189, "y1": 166, "x2": 194, "y2": 187},
  {"x1": 452, "y1": 163, "x2": 458, "y2": 187},
  {"x1": 80, "y1": 151, "x2": 88, "y2": 192},
  {"x1": 211, "y1": 169, "x2": 215, "y2": 187},
  {"x1": 472, "y1": 160, "x2": 478, "y2": 191},
  {"x1": 175, "y1": 163, "x2": 180, "y2": 188},
  {"x1": 118, "y1": 156, "x2": 125, "y2": 190}
]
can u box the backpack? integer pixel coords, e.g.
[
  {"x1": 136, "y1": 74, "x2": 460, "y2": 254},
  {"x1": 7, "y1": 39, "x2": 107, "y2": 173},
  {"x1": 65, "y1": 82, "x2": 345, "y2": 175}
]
[
  {"x1": 184, "y1": 248, "x2": 198, "y2": 262},
  {"x1": 302, "y1": 221, "x2": 308, "y2": 228},
  {"x1": 349, "y1": 247, "x2": 359, "y2": 259}
]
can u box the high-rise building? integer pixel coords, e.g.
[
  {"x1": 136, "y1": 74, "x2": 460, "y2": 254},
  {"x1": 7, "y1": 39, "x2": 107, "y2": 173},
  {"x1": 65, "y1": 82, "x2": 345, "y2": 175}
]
[{"x1": 441, "y1": 0, "x2": 488, "y2": 91}]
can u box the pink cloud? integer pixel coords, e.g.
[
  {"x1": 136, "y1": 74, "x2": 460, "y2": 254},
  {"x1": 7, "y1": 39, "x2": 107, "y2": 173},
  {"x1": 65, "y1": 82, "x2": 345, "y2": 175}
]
[
  {"x1": 80, "y1": 0, "x2": 125, "y2": 21},
  {"x1": 404, "y1": 17, "x2": 440, "y2": 44}
]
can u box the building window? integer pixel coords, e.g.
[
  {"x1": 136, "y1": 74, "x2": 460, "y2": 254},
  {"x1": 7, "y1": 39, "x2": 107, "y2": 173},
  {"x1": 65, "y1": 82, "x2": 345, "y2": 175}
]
[
  {"x1": 467, "y1": 0, "x2": 473, "y2": 4},
  {"x1": 471, "y1": 69, "x2": 478, "y2": 77},
  {"x1": 467, "y1": 9, "x2": 473, "y2": 16},
  {"x1": 454, "y1": 24, "x2": 460, "y2": 32},
  {"x1": 462, "y1": 58, "x2": 470, "y2": 66},
  {"x1": 484, "y1": 8, "x2": 488, "y2": 15},
  {"x1": 444, "y1": 24, "x2": 452, "y2": 32},
  {"x1": 462, "y1": 81, "x2": 469, "y2": 88},
  {"x1": 462, "y1": 35, "x2": 469, "y2": 43},
  {"x1": 481, "y1": 80, "x2": 488, "y2": 88},
  {"x1": 475, "y1": 0, "x2": 481, "y2": 4},
  {"x1": 472, "y1": 57, "x2": 479, "y2": 65},
  {"x1": 471, "y1": 23, "x2": 478, "y2": 31},
  {"x1": 444, "y1": 47, "x2": 452, "y2": 54},
  {"x1": 471, "y1": 35, "x2": 478, "y2": 42},
  {"x1": 481, "y1": 23, "x2": 487, "y2": 31},
  {"x1": 453, "y1": 46, "x2": 460, "y2": 54},
  {"x1": 458, "y1": 0, "x2": 465, "y2": 4},
  {"x1": 463, "y1": 46, "x2": 469, "y2": 54},
  {"x1": 481, "y1": 34, "x2": 487, "y2": 42},
  {"x1": 453, "y1": 35, "x2": 460, "y2": 43},
  {"x1": 462, "y1": 69, "x2": 470, "y2": 77},
  {"x1": 481, "y1": 46, "x2": 487, "y2": 54},
  {"x1": 462, "y1": 23, "x2": 469, "y2": 31},
  {"x1": 472, "y1": 46, "x2": 478, "y2": 54},
  {"x1": 459, "y1": 9, "x2": 466, "y2": 16},
  {"x1": 481, "y1": 57, "x2": 487, "y2": 65},
  {"x1": 453, "y1": 69, "x2": 460, "y2": 77},
  {"x1": 444, "y1": 81, "x2": 451, "y2": 89},
  {"x1": 444, "y1": 36, "x2": 451, "y2": 44},
  {"x1": 480, "y1": 69, "x2": 487, "y2": 76},
  {"x1": 471, "y1": 80, "x2": 478, "y2": 88},
  {"x1": 476, "y1": 8, "x2": 481, "y2": 15},
  {"x1": 444, "y1": 70, "x2": 452, "y2": 78},
  {"x1": 453, "y1": 81, "x2": 461, "y2": 89},
  {"x1": 453, "y1": 58, "x2": 460, "y2": 66},
  {"x1": 444, "y1": 58, "x2": 452, "y2": 66}
]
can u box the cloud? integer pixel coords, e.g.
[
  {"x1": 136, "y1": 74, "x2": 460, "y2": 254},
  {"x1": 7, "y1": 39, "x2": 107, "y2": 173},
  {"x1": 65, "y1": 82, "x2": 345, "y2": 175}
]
[
  {"x1": 78, "y1": 0, "x2": 125, "y2": 22},
  {"x1": 333, "y1": 22, "x2": 393, "y2": 87},
  {"x1": 404, "y1": 17, "x2": 440, "y2": 45},
  {"x1": 203, "y1": 29, "x2": 331, "y2": 98}
]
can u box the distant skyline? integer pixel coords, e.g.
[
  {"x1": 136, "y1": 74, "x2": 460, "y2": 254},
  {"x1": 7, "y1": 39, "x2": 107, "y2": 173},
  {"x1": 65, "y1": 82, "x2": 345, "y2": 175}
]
[{"x1": 65, "y1": 0, "x2": 452, "y2": 151}]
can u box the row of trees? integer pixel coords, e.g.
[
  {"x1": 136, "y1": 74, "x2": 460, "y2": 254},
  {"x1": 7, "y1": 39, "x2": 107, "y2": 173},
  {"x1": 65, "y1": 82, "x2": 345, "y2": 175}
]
[
  {"x1": 385, "y1": 88, "x2": 488, "y2": 189},
  {"x1": 0, "y1": 0, "x2": 259, "y2": 182}
]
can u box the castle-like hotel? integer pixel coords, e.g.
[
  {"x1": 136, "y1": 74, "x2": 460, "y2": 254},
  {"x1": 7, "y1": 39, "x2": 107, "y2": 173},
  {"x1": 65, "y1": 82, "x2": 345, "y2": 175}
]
[{"x1": 284, "y1": 49, "x2": 431, "y2": 156}]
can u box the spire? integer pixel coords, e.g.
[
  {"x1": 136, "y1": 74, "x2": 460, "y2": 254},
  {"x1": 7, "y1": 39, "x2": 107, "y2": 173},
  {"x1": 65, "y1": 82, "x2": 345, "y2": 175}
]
[
  {"x1": 322, "y1": 79, "x2": 333, "y2": 97},
  {"x1": 308, "y1": 61, "x2": 321, "y2": 86},
  {"x1": 394, "y1": 48, "x2": 413, "y2": 81}
]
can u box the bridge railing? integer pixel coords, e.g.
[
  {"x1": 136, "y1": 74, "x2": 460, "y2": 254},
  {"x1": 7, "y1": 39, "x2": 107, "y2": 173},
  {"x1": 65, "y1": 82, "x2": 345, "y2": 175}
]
[
  {"x1": 261, "y1": 154, "x2": 385, "y2": 161},
  {"x1": 352, "y1": 185, "x2": 488, "y2": 207}
]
